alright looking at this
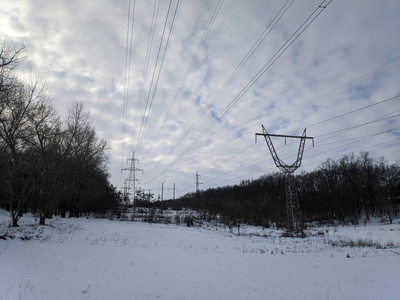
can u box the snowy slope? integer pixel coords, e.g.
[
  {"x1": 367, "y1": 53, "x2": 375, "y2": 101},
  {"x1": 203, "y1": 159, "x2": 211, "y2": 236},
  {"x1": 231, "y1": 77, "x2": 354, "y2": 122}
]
[{"x1": 1, "y1": 210, "x2": 399, "y2": 300}]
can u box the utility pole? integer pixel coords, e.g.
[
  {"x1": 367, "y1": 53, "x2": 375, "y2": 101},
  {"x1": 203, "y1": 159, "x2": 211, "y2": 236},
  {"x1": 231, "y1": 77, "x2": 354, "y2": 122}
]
[
  {"x1": 122, "y1": 151, "x2": 143, "y2": 205},
  {"x1": 165, "y1": 184, "x2": 176, "y2": 200},
  {"x1": 256, "y1": 125, "x2": 314, "y2": 236},
  {"x1": 195, "y1": 171, "x2": 203, "y2": 197}
]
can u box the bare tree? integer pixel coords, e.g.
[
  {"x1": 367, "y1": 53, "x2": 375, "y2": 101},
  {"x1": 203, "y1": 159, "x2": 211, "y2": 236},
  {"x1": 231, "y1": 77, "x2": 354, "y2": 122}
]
[
  {"x1": 0, "y1": 42, "x2": 25, "y2": 98},
  {"x1": 60, "y1": 102, "x2": 109, "y2": 217},
  {"x1": 0, "y1": 42, "x2": 126, "y2": 224},
  {"x1": 0, "y1": 79, "x2": 48, "y2": 226},
  {"x1": 24, "y1": 91, "x2": 62, "y2": 225}
]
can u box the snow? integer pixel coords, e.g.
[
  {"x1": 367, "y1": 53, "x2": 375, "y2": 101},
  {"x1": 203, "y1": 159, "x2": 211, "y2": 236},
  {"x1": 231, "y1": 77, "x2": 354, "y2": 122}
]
[{"x1": 1, "y1": 209, "x2": 400, "y2": 300}]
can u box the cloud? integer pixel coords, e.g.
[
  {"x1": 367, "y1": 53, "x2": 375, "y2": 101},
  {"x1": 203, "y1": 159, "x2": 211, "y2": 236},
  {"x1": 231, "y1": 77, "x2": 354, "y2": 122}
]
[{"x1": 1, "y1": 0, "x2": 399, "y2": 198}]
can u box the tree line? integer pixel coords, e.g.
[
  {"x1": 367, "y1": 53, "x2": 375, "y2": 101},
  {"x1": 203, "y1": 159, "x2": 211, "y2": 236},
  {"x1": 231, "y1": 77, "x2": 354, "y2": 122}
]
[
  {"x1": 151, "y1": 152, "x2": 400, "y2": 228},
  {"x1": 0, "y1": 42, "x2": 120, "y2": 226}
]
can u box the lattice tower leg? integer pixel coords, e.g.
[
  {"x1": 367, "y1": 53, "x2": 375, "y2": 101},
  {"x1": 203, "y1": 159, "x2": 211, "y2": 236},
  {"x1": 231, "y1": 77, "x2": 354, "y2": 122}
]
[{"x1": 285, "y1": 174, "x2": 302, "y2": 235}]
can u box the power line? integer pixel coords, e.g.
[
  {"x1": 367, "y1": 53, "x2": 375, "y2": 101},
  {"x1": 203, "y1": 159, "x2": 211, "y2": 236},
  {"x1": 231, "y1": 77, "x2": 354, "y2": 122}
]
[
  {"x1": 171, "y1": 0, "x2": 295, "y2": 153},
  {"x1": 120, "y1": 0, "x2": 136, "y2": 186},
  {"x1": 179, "y1": 99, "x2": 399, "y2": 194},
  {"x1": 175, "y1": 85, "x2": 399, "y2": 193},
  {"x1": 316, "y1": 110, "x2": 400, "y2": 143},
  {"x1": 174, "y1": 64, "x2": 400, "y2": 191},
  {"x1": 185, "y1": 109, "x2": 400, "y2": 190},
  {"x1": 144, "y1": 0, "x2": 294, "y2": 175},
  {"x1": 144, "y1": 0, "x2": 332, "y2": 184},
  {"x1": 265, "y1": 56, "x2": 400, "y2": 130},
  {"x1": 131, "y1": 0, "x2": 160, "y2": 154},
  {"x1": 135, "y1": 0, "x2": 180, "y2": 157},
  {"x1": 302, "y1": 137, "x2": 400, "y2": 170},
  {"x1": 317, "y1": 126, "x2": 400, "y2": 147},
  {"x1": 142, "y1": 0, "x2": 225, "y2": 161},
  {"x1": 178, "y1": 103, "x2": 399, "y2": 193},
  {"x1": 201, "y1": 136, "x2": 400, "y2": 192},
  {"x1": 178, "y1": 145, "x2": 263, "y2": 192},
  {"x1": 300, "y1": 94, "x2": 400, "y2": 130},
  {"x1": 135, "y1": 0, "x2": 173, "y2": 156}
]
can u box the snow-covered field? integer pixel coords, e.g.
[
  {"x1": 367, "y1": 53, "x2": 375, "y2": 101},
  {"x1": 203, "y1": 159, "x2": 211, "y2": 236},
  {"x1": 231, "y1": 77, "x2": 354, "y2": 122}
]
[{"x1": 1, "y1": 209, "x2": 399, "y2": 300}]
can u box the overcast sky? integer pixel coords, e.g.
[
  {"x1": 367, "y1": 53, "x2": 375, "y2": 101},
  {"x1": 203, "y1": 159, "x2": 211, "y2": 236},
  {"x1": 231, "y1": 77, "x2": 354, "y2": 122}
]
[{"x1": 1, "y1": 0, "x2": 399, "y2": 199}]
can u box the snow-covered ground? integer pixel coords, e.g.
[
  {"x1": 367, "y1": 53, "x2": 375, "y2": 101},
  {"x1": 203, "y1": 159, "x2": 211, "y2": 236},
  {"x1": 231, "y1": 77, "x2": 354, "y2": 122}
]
[{"x1": 1, "y1": 209, "x2": 399, "y2": 300}]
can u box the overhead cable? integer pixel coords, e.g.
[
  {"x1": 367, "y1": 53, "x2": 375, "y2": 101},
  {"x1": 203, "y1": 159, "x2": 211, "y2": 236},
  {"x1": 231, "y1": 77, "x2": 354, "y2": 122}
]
[
  {"x1": 142, "y1": 0, "x2": 225, "y2": 161},
  {"x1": 144, "y1": 0, "x2": 332, "y2": 184},
  {"x1": 120, "y1": 0, "x2": 135, "y2": 185},
  {"x1": 135, "y1": 0, "x2": 181, "y2": 156}
]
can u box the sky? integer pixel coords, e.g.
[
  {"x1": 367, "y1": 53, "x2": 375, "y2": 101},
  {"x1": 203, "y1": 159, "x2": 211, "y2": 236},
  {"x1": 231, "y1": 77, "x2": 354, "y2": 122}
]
[{"x1": 1, "y1": 0, "x2": 399, "y2": 200}]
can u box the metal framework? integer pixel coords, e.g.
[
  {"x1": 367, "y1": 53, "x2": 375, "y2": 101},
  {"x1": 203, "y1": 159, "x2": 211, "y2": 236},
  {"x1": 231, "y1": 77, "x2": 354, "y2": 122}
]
[
  {"x1": 195, "y1": 171, "x2": 203, "y2": 197},
  {"x1": 256, "y1": 125, "x2": 314, "y2": 235},
  {"x1": 122, "y1": 151, "x2": 143, "y2": 204}
]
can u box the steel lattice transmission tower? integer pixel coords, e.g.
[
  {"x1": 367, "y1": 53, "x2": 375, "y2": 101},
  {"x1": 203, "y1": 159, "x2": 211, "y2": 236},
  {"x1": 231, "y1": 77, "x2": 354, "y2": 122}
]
[
  {"x1": 195, "y1": 171, "x2": 203, "y2": 197},
  {"x1": 256, "y1": 125, "x2": 314, "y2": 235},
  {"x1": 122, "y1": 151, "x2": 143, "y2": 205}
]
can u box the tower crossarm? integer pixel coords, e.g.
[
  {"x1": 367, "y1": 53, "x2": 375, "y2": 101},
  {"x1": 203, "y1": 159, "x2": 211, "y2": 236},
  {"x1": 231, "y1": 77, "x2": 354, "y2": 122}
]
[{"x1": 255, "y1": 125, "x2": 314, "y2": 174}]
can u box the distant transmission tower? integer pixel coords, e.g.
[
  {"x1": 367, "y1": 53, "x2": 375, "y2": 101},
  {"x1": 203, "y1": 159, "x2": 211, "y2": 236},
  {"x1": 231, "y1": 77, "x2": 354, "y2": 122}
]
[
  {"x1": 122, "y1": 151, "x2": 143, "y2": 204},
  {"x1": 195, "y1": 171, "x2": 203, "y2": 197},
  {"x1": 256, "y1": 125, "x2": 314, "y2": 235}
]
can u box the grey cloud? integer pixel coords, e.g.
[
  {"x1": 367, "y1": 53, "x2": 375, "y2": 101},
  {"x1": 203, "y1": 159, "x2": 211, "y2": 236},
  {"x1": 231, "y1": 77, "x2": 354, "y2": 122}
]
[{"x1": 1, "y1": 0, "x2": 399, "y2": 195}]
